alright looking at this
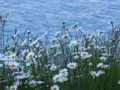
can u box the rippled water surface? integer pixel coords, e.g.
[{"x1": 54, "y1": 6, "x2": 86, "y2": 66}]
[{"x1": 0, "y1": 0, "x2": 120, "y2": 35}]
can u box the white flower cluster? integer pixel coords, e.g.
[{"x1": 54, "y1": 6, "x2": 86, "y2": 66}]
[
  {"x1": 69, "y1": 40, "x2": 79, "y2": 47},
  {"x1": 26, "y1": 51, "x2": 35, "y2": 60},
  {"x1": 80, "y1": 51, "x2": 92, "y2": 60},
  {"x1": 5, "y1": 61, "x2": 19, "y2": 70},
  {"x1": 74, "y1": 54, "x2": 79, "y2": 60},
  {"x1": 50, "y1": 64, "x2": 57, "y2": 71},
  {"x1": 10, "y1": 85, "x2": 18, "y2": 90},
  {"x1": 67, "y1": 62, "x2": 78, "y2": 70},
  {"x1": 90, "y1": 70, "x2": 105, "y2": 79},
  {"x1": 118, "y1": 80, "x2": 120, "y2": 85},
  {"x1": 100, "y1": 56, "x2": 107, "y2": 62},
  {"x1": 14, "y1": 71, "x2": 30, "y2": 80},
  {"x1": 53, "y1": 68, "x2": 68, "y2": 83},
  {"x1": 97, "y1": 63, "x2": 109, "y2": 69},
  {"x1": 51, "y1": 85, "x2": 60, "y2": 90},
  {"x1": 28, "y1": 80, "x2": 44, "y2": 87}
]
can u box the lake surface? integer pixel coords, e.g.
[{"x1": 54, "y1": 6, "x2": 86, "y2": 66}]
[{"x1": 0, "y1": 0, "x2": 120, "y2": 36}]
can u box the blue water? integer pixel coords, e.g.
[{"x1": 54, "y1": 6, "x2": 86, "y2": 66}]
[{"x1": 0, "y1": 0, "x2": 120, "y2": 35}]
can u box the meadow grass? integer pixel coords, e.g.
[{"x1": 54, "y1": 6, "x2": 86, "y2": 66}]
[{"x1": 0, "y1": 22, "x2": 120, "y2": 90}]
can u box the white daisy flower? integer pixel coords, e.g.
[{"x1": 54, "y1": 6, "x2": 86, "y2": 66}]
[
  {"x1": 53, "y1": 68, "x2": 68, "y2": 83},
  {"x1": 53, "y1": 73, "x2": 68, "y2": 83},
  {"x1": 100, "y1": 56, "x2": 107, "y2": 62},
  {"x1": 51, "y1": 85, "x2": 60, "y2": 90},
  {"x1": 5, "y1": 61, "x2": 19, "y2": 70},
  {"x1": 81, "y1": 51, "x2": 92, "y2": 60},
  {"x1": 97, "y1": 63, "x2": 104, "y2": 68},
  {"x1": 29, "y1": 80, "x2": 44, "y2": 87},
  {"x1": 67, "y1": 62, "x2": 78, "y2": 69},
  {"x1": 90, "y1": 71, "x2": 96, "y2": 79},
  {"x1": 96, "y1": 70, "x2": 105, "y2": 77},
  {"x1": 0, "y1": 64, "x2": 3, "y2": 68},
  {"x1": 118, "y1": 80, "x2": 120, "y2": 85},
  {"x1": 97, "y1": 63, "x2": 109, "y2": 69},
  {"x1": 74, "y1": 54, "x2": 79, "y2": 60},
  {"x1": 69, "y1": 40, "x2": 79, "y2": 47},
  {"x1": 101, "y1": 53, "x2": 109, "y2": 57},
  {"x1": 90, "y1": 70, "x2": 105, "y2": 78},
  {"x1": 10, "y1": 85, "x2": 18, "y2": 90},
  {"x1": 50, "y1": 64, "x2": 57, "y2": 71},
  {"x1": 59, "y1": 68, "x2": 68, "y2": 77},
  {"x1": 26, "y1": 51, "x2": 35, "y2": 60},
  {"x1": 88, "y1": 62, "x2": 93, "y2": 66}
]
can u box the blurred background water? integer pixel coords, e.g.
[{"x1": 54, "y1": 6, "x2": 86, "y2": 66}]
[{"x1": 0, "y1": 0, "x2": 120, "y2": 36}]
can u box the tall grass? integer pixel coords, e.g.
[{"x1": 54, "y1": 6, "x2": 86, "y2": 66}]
[{"x1": 0, "y1": 22, "x2": 120, "y2": 90}]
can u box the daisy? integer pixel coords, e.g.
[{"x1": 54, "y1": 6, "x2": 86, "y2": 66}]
[
  {"x1": 51, "y1": 85, "x2": 60, "y2": 90},
  {"x1": 26, "y1": 51, "x2": 35, "y2": 60},
  {"x1": 100, "y1": 56, "x2": 107, "y2": 62},
  {"x1": 118, "y1": 80, "x2": 120, "y2": 85},
  {"x1": 74, "y1": 54, "x2": 79, "y2": 60},
  {"x1": 67, "y1": 62, "x2": 78, "y2": 69},
  {"x1": 96, "y1": 70, "x2": 105, "y2": 77},
  {"x1": 97, "y1": 63, "x2": 109, "y2": 69},
  {"x1": 29, "y1": 80, "x2": 44, "y2": 87},
  {"x1": 5, "y1": 61, "x2": 19, "y2": 70},
  {"x1": 50, "y1": 64, "x2": 57, "y2": 71},
  {"x1": 81, "y1": 51, "x2": 92, "y2": 60},
  {"x1": 53, "y1": 68, "x2": 68, "y2": 83},
  {"x1": 69, "y1": 40, "x2": 79, "y2": 47}
]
